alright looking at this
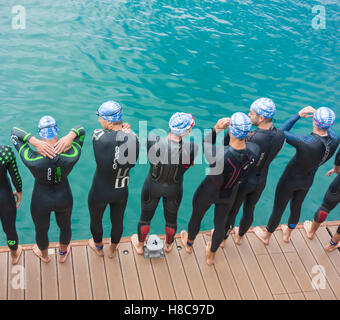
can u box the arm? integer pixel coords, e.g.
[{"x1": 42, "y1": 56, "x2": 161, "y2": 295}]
[
  {"x1": 54, "y1": 126, "x2": 86, "y2": 155},
  {"x1": 281, "y1": 113, "x2": 301, "y2": 132},
  {"x1": 5, "y1": 146, "x2": 22, "y2": 193}
]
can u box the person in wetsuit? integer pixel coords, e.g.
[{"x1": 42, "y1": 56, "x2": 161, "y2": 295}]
[
  {"x1": 222, "y1": 98, "x2": 285, "y2": 246},
  {"x1": 88, "y1": 101, "x2": 139, "y2": 258},
  {"x1": 303, "y1": 147, "x2": 340, "y2": 250},
  {"x1": 11, "y1": 116, "x2": 85, "y2": 263},
  {"x1": 181, "y1": 112, "x2": 260, "y2": 266},
  {"x1": 254, "y1": 106, "x2": 339, "y2": 245},
  {"x1": 131, "y1": 112, "x2": 197, "y2": 254},
  {"x1": 0, "y1": 144, "x2": 23, "y2": 264}
]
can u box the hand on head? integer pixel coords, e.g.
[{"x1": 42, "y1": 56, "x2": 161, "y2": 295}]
[
  {"x1": 54, "y1": 131, "x2": 77, "y2": 154},
  {"x1": 122, "y1": 122, "x2": 131, "y2": 134},
  {"x1": 298, "y1": 106, "x2": 316, "y2": 118},
  {"x1": 327, "y1": 166, "x2": 340, "y2": 176},
  {"x1": 214, "y1": 117, "x2": 230, "y2": 133}
]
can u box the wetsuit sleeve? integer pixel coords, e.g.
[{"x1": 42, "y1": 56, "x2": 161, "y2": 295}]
[
  {"x1": 190, "y1": 141, "x2": 198, "y2": 165},
  {"x1": 203, "y1": 128, "x2": 217, "y2": 157},
  {"x1": 280, "y1": 114, "x2": 314, "y2": 148},
  {"x1": 127, "y1": 132, "x2": 140, "y2": 167},
  {"x1": 11, "y1": 127, "x2": 44, "y2": 167},
  {"x1": 223, "y1": 132, "x2": 230, "y2": 146},
  {"x1": 5, "y1": 146, "x2": 22, "y2": 192},
  {"x1": 70, "y1": 126, "x2": 86, "y2": 148},
  {"x1": 335, "y1": 149, "x2": 340, "y2": 166}
]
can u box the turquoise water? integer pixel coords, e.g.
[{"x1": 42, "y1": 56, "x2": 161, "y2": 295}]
[{"x1": 0, "y1": 0, "x2": 339, "y2": 246}]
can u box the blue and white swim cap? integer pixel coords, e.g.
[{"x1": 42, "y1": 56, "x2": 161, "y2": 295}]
[
  {"x1": 169, "y1": 112, "x2": 195, "y2": 135},
  {"x1": 229, "y1": 112, "x2": 252, "y2": 139},
  {"x1": 97, "y1": 101, "x2": 123, "y2": 122},
  {"x1": 313, "y1": 107, "x2": 336, "y2": 130},
  {"x1": 38, "y1": 116, "x2": 59, "y2": 140},
  {"x1": 251, "y1": 97, "x2": 276, "y2": 119}
]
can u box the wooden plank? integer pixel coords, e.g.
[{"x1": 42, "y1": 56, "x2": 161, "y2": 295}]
[
  {"x1": 255, "y1": 254, "x2": 286, "y2": 295},
  {"x1": 7, "y1": 250, "x2": 24, "y2": 300},
  {"x1": 0, "y1": 252, "x2": 8, "y2": 300},
  {"x1": 192, "y1": 234, "x2": 225, "y2": 300},
  {"x1": 41, "y1": 249, "x2": 58, "y2": 300},
  {"x1": 88, "y1": 248, "x2": 109, "y2": 300},
  {"x1": 298, "y1": 229, "x2": 340, "y2": 299},
  {"x1": 165, "y1": 243, "x2": 192, "y2": 300},
  {"x1": 273, "y1": 293, "x2": 289, "y2": 300},
  {"x1": 247, "y1": 231, "x2": 282, "y2": 254},
  {"x1": 72, "y1": 246, "x2": 92, "y2": 300},
  {"x1": 304, "y1": 291, "x2": 321, "y2": 300},
  {"x1": 132, "y1": 246, "x2": 159, "y2": 300},
  {"x1": 222, "y1": 235, "x2": 257, "y2": 300},
  {"x1": 25, "y1": 250, "x2": 41, "y2": 300},
  {"x1": 283, "y1": 252, "x2": 317, "y2": 293},
  {"x1": 203, "y1": 235, "x2": 241, "y2": 300},
  {"x1": 289, "y1": 292, "x2": 305, "y2": 300},
  {"x1": 233, "y1": 234, "x2": 273, "y2": 299},
  {"x1": 103, "y1": 246, "x2": 126, "y2": 300},
  {"x1": 289, "y1": 230, "x2": 335, "y2": 300},
  {"x1": 57, "y1": 248, "x2": 75, "y2": 300},
  {"x1": 175, "y1": 238, "x2": 208, "y2": 300},
  {"x1": 118, "y1": 242, "x2": 143, "y2": 300},
  {"x1": 270, "y1": 253, "x2": 301, "y2": 294},
  {"x1": 329, "y1": 225, "x2": 339, "y2": 236},
  {"x1": 273, "y1": 230, "x2": 295, "y2": 253},
  {"x1": 316, "y1": 227, "x2": 340, "y2": 276},
  {"x1": 151, "y1": 257, "x2": 176, "y2": 300}
]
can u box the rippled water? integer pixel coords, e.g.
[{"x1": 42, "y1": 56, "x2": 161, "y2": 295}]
[{"x1": 0, "y1": 0, "x2": 339, "y2": 245}]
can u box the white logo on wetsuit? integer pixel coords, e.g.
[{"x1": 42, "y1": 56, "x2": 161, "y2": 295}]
[
  {"x1": 115, "y1": 168, "x2": 130, "y2": 188},
  {"x1": 113, "y1": 146, "x2": 119, "y2": 170},
  {"x1": 243, "y1": 157, "x2": 255, "y2": 171},
  {"x1": 47, "y1": 168, "x2": 52, "y2": 181}
]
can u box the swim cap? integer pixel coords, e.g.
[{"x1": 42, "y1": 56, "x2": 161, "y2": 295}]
[
  {"x1": 97, "y1": 101, "x2": 123, "y2": 122},
  {"x1": 169, "y1": 112, "x2": 195, "y2": 135},
  {"x1": 313, "y1": 107, "x2": 336, "y2": 130},
  {"x1": 251, "y1": 97, "x2": 276, "y2": 118},
  {"x1": 229, "y1": 112, "x2": 252, "y2": 139},
  {"x1": 38, "y1": 116, "x2": 59, "y2": 140}
]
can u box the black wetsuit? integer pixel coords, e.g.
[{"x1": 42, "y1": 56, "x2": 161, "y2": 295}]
[
  {"x1": 138, "y1": 135, "x2": 198, "y2": 245},
  {"x1": 313, "y1": 148, "x2": 340, "y2": 225},
  {"x1": 266, "y1": 114, "x2": 340, "y2": 233},
  {"x1": 223, "y1": 126, "x2": 285, "y2": 238},
  {"x1": 11, "y1": 126, "x2": 85, "y2": 250},
  {"x1": 187, "y1": 129, "x2": 260, "y2": 252},
  {"x1": 0, "y1": 145, "x2": 22, "y2": 251},
  {"x1": 88, "y1": 129, "x2": 139, "y2": 244}
]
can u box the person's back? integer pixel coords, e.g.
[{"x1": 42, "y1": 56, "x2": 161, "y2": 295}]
[
  {"x1": 0, "y1": 144, "x2": 23, "y2": 264},
  {"x1": 88, "y1": 101, "x2": 140, "y2": 258},
  {"x1": 11, "y1": 117, "x2": 85, "y2": 263}
]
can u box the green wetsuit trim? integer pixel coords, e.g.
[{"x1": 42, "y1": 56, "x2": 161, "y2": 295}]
[
  {"x1": 60, "y1": 144, "x2": 79, "y2": 158},
  {"x1": 24, "y1": 148, "x2": 44, "y2": 162}
]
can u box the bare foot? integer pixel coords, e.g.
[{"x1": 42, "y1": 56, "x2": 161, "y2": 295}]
[
  {"x1": 205, "y1": 242, "x2": 215, "y2": 266},
  {"x1": 131, "y1": 234, "x2": 144, "y2": 255},
  {"x1": 32, "y1": 244, "x2": 50, "y2": 263},
  {"x1": 88, "y1": 238, "x2": 104, "y2": 257},
  {"x1": 164, "y1": 241, "x2": 174, "y2": 253},
  {"x1": 281, "y1": 225, "x2": 292, "y2": 243},
  {"x1": 325, "y1": 242, "x2": 340, "y2": 252},
  {"x1": 11, "y1": 245, "x2": 23, "y2": 265},
  {"x1": 303, "y1": 221, "x2": 314, "y2": 240},
  {"x1": 253, "y1": 227, "x2": 270, "y2": 245},
  {"x1": 108, "y1": 243, "x2": 118, "y2": 259},
  {"x1": 234, "y1": 227, "x2": 243, "y2": 246},
  {"x1": 58, "y1": 245, "x2": 71, "y2": 263},
  {"x1": 180, "y1": 230, "x2": 193, "y2": 254}
]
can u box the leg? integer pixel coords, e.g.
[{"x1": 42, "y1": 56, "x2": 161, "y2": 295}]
[
  {"x1": 307, "y1": 175, "x2": 340, "y2": 239},
  {"x1": 208, "y1": 202, "x2": 233, "y2": 265},
  {"x1": 109, "y1": 195, "x2": 128, "y2": 258},
  {"x1": 0, "y1": 198, "x2": 22, "y2": 264},
  {"x1": 31, "y1": 202, "x2": 51, "y2": 263},
  {"x1": 55, "y1": 207, "x2": 72, "y2": 263},
  {"x1": 325, "y1": 225, "x2": 340, "y2": 252},
  {"x1": 163, "y1": 188, "x2": 182, "y2": 253},
  {"x1": 283, "y1": 189, "x2": 309, "y2": 243},
  {"x1": 132, "y1": 179, "x2": 160, "y2": 254},
  {"x1": 254, "y1": 177, "x2": 293, "y2": 245},
  {"x1": 88, "y1": 198, "x2": 107, "y2": 256}
]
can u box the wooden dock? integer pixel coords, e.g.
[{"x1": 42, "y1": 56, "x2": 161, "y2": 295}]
[{"x1": 1, "y1": 221, "x2": 339, "y2": 300}]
